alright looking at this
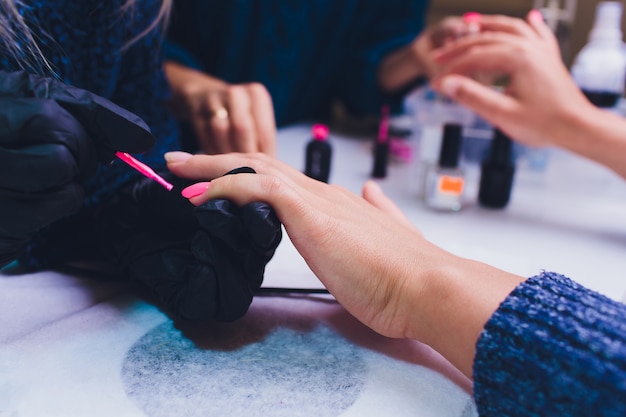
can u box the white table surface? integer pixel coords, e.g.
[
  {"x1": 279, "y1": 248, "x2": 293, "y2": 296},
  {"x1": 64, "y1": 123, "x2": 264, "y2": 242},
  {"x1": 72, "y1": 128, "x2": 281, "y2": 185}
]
[
  {"x1": 272, "y1": 124, "x2": 626, "y2": 301},
  {"x1": 2, "y1": 123, "x2": 625, "y2": 417}
]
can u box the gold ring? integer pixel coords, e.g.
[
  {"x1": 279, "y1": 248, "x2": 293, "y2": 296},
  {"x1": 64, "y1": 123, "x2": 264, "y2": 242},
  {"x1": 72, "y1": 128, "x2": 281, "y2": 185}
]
[{"x1": 211, "y1": 107, "x2": 229, "y2": 120}]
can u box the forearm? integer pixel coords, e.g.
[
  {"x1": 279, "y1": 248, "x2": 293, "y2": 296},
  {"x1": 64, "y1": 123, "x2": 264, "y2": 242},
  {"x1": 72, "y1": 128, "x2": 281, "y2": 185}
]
[
  {"x1": 412, "y1": 255, "x2": 525, "y2": 378},
  {"x1": 552, "y1": 104, "x2": 626, "y2": 180},
  {"x1": 377, "y1": 43, "x2": 427, "y2": 93}
]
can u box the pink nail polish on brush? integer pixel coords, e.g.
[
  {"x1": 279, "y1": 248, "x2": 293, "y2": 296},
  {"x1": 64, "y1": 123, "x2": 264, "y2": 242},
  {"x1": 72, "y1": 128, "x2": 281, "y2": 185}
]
[{"x1": 115, "y1": 151, "x2": 174, "y2": 191}]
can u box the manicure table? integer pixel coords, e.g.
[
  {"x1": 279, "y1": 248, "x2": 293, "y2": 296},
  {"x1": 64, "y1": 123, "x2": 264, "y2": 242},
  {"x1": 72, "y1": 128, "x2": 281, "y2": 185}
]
[{"x1": 2, "y1": 123, "x2": 625, "y2": 417}]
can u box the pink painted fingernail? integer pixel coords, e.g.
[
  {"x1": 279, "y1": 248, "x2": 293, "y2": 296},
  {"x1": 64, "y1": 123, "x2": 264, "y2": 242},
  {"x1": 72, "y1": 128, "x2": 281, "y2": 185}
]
[
  {"x1": 463, "y1": 12, "x2": 481, "y2": 22},
  {"x1": 181, "y1": 182, "x2": 211, "y2": 199}
]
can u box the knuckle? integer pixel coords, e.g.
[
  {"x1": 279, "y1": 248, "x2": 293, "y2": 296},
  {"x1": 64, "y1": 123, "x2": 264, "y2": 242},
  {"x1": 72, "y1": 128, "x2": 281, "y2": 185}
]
[
  {"x1": 246, "y1": 152, "x2": 271, "y2": 170},
  {"x1": 225, "y1": 84, "x2": 245, "y2": 100},
  {"x1": 247, "y1": 82, "x2": 270, "y2": 97},
  {"x1": 262, "y1": 175, "x2": 284, "y2": 197}
]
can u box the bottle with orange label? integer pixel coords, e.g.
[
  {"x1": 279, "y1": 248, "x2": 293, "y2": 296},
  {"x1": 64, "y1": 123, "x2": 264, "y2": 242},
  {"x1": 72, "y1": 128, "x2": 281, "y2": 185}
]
[{"x1": 425, "y1": 123, "x2": 465, "y2": 211}]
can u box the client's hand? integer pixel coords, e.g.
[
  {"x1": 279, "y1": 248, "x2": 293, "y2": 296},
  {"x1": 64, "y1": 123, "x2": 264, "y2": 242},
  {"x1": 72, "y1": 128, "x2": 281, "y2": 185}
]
[
  {"x1": 166, "y1": 151, "x2": 444, "y2": 340},
  {"x1": 0, "y1": 70, "x2": 155, "y2": 268},
  {"x1": 166, "y1": 151, "x2": 525, "y2": 378}
]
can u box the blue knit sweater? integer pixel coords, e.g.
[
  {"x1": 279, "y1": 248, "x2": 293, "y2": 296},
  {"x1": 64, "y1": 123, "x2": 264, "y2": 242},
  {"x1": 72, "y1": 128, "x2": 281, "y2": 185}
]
[{"x1": 475, "y1": 271, "x2": 626, "y2": 416}]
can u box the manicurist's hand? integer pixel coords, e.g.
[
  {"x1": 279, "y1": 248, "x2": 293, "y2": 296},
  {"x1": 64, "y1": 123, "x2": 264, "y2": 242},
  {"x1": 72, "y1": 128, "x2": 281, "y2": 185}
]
[
  {"x1": 430, "y1": 10, "x2": 593, "y2": 149},
  {"x1": 164, "y1": 61, "x2": 276, "y2": 156},
  {"x1": 166, "y1": 151, "x2": 525, "y2": 378},
  {"x1": 378, "y1": 14, "x2": 479, "y2": 92},
  {"x1": 0, "y1": 70, "x2": 155, "y2": 268}
]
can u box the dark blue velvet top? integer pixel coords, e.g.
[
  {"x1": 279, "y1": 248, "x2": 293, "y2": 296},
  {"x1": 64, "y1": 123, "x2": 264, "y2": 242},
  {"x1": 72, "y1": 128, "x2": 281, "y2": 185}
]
[
  {"x1": 164, "y1": 0, "x2": 430, "y2": 127},
  {"x1": 0, "y1": 0, "x2": 180, "y2": 206}
]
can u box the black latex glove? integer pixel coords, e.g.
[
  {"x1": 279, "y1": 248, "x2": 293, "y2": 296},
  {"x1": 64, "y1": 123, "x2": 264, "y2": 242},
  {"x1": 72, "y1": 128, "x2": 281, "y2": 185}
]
[
  {"x1": 0, "y1": 70, "x2": 155, "y2": 268},
  {"x1": 98, "y1": 167, "x2": 282, "y2": 322}
]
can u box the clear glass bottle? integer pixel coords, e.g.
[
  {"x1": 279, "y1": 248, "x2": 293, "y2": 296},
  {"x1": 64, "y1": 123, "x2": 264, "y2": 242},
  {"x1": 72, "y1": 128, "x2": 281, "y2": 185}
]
[
  {"x1": 571, "y1": 1, "x2": 626, "y2": 108},
  {"x1": 425, "y1": 123, "x2": 464, "y2": 212}
]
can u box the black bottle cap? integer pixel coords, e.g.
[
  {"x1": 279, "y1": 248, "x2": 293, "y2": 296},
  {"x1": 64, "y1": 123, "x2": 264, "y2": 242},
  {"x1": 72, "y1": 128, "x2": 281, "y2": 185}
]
[
  {"x1": 438, "y1": 123, "x2": 463, "y2": 168},
  {"x1": 486, "y1": 129, "x2": 513, "y2": 166},
  {"x1": 478, "y1": 129, "x2": 515, "y2": 208}
]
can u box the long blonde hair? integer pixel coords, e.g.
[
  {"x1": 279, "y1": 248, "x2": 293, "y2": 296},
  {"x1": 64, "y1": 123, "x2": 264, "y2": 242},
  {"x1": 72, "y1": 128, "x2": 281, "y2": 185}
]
[{"x1": 0, "y1": 0, "x2": 173, "y2": 75}]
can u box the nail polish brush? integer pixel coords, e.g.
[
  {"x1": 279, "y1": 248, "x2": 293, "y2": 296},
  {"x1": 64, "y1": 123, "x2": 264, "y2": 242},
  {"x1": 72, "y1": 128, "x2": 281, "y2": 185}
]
[{"x1": 115, "y1": 151, "x2": 174, "y2": 191}]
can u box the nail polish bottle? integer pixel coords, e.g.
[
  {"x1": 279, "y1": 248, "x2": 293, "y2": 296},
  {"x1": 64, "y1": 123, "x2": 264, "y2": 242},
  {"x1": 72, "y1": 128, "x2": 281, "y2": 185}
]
[
  {"x1": 571, "y1": 2, "x2": 626, "y2": 108},
  {"x1": 425, "y1": 123, "x2": 464, "y2": 211},
  {"x1": 305, "y1": 124, "x2": 332, "y2": 183},
  {"x1": 372, "y1": 105, "x2": 390, "y2": 178},
  {"x1": 478, "y1": 129, "x2": 515, "y2": 209}
]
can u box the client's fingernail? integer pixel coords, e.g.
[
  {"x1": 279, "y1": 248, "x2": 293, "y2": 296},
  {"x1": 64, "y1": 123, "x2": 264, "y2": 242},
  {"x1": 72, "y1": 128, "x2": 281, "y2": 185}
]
[
  {"x1": 440, "y1": 76, "x2": 461, "y2": 98},
  {"x1": 463, "y1": 12, "x2": 481, "y2": 22},
  {"x1": 181, "y1": 182, "x2": 211, "y2": 199},
  {"x1": 165, "y1": 151, "x2": 193, "y2": 163}
]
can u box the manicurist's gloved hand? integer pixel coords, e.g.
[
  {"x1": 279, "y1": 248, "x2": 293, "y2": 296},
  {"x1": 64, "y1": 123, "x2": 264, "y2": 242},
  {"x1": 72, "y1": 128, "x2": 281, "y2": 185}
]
[
  {"x1": 96, "y1": 168, "x2": 282, "y2": 322},
  {"x1": 0, "y1": 70, "x2": 155, "y2": 268}
]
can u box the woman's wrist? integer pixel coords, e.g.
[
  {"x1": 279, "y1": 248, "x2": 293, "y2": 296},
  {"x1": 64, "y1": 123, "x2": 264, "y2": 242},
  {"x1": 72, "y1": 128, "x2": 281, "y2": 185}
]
[
  {"x1": 378, "y1": 40, "x2": 428, "y2": 93},
  {"x1": 410, "y1": 255, "x2": 525, "y2": 378},
  {"x1": 550, "y1": 101, "x2": 626, "y2": 179},
  {"x1": 548, "y1": 99, "x2": 602, "y2": 150}
]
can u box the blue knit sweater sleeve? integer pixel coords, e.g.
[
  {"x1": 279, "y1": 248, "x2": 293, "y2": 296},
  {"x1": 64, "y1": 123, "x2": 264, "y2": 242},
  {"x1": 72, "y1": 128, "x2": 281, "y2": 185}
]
[{"x1": 473, "y1": 271, "x2": 626, "y2": 416}]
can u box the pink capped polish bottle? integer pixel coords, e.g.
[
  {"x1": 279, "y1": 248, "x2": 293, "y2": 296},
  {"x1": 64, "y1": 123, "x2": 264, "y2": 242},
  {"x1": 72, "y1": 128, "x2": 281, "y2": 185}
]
[
  {"x1": 372, "y1": 105, "x2": 390, "y2": 178},
  {"x1": 304, "y1": 124, "x2": 332, "y2": 183}
]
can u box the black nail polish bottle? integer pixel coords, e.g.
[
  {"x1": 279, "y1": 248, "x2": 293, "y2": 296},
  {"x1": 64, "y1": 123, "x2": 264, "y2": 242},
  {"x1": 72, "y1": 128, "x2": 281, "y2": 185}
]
[
  {"x1": 478, "y1": 129, "x2": 515, "y2": 209},
  {"x1": 305, "y1": 124, "x2": 332, "y2": 183},
  {"x1": 372, "y1": 105, "x2": 390, "y2": 178}
]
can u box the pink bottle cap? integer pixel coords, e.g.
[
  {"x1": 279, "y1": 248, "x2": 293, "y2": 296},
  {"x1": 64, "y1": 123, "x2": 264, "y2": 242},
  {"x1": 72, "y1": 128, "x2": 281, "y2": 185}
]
[{"x1": 312, "y1": 124, "x2": 329, "y2": 141}]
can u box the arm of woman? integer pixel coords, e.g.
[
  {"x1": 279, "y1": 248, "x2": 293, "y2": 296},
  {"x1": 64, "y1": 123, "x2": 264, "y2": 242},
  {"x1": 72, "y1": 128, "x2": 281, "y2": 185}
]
[
  {"x1": 165, "y1": 151, "x2": 525, "y2": 378},
  {"x1": 378, "y1": 16, "x2": 470, "y2": 91},
  {"x1": 431, "y1": 11, "x2": 626, "y2": 180},
  {"x1": 166, "y1": 151, "x2": 626, "y2": 415}
]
